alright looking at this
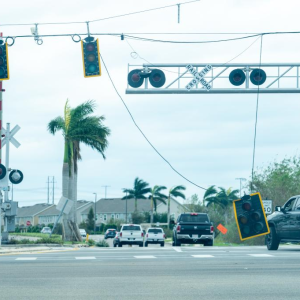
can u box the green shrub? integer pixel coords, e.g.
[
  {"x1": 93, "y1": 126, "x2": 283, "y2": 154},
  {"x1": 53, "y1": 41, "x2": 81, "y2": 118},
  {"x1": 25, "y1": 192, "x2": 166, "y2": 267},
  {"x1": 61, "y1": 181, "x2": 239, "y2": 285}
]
[
  {"x1": 36, "y1": 237, "x2": 63, "y2": 244},
  {"x1": 87, "y1": 239, "x2": 96, "y2": 246},
  {"x1": 8, "y1": 238, "x2": 35, "y2": 245},
  {"x1": 96, "y1": 240, "x2": 109, "y2": 247}
]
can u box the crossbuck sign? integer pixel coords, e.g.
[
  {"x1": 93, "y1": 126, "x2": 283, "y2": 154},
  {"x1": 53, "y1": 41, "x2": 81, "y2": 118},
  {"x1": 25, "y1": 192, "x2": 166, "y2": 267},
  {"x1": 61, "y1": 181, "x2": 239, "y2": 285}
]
[{"x1": 185, "y1": 64, "x2": 212, "y2": 91}]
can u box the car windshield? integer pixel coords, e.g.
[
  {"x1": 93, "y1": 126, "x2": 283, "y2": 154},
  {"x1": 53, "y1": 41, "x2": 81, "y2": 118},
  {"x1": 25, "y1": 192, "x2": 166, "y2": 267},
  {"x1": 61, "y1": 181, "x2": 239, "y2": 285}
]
[
  {"x1": 123, "y1": 226, "x2": 140, "y2": 231},
  {"x1": 148, "y1": 229, "x2": 162, "y2": 234},
  {"x1": 180, "y1": 214, "x2": 209, "y2": 223}
]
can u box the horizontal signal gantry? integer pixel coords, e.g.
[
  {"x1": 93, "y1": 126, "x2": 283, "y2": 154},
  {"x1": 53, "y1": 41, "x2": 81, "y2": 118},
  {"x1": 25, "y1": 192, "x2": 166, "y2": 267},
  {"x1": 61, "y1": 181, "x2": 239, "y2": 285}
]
[{"x1": 126, "y1": 63, "x2": 300, "y2": 94}]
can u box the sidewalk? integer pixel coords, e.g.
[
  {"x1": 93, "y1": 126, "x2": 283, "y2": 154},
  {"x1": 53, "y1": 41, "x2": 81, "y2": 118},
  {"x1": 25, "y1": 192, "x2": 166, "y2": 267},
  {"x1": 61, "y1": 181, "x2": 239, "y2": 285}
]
[{"x1": 0, "y1": 244, "x2": 77, "y2": 255}]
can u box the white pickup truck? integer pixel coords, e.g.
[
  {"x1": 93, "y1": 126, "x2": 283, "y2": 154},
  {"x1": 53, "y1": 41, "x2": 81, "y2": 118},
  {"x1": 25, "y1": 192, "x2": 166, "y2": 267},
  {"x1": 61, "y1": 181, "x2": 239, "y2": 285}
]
[
  {"x1": 145, "y1": 228, "x2": 165, "y2": 247},
  {"x1": 119, "y1": 224, "x2": 144, "y2": 247}
]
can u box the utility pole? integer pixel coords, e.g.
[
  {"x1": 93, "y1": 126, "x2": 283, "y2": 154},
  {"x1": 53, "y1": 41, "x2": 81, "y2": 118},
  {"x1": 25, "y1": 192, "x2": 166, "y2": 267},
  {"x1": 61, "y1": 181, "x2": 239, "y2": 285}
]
[
  {"x1": 93, "y1": 193, "x2": 97, "y2": 233},
  {"x1": 102, "y1": 185, "x2": 110, "y2": 199},
  {"x1": 47, "y1": 176, "x2": 50, "y2": 204},
  {"x1": 235, "y1": 178, "x2": 246, "y2": 198},
  {"x1": 52, "y1": 176, "x2": 54, "y2": 204}
]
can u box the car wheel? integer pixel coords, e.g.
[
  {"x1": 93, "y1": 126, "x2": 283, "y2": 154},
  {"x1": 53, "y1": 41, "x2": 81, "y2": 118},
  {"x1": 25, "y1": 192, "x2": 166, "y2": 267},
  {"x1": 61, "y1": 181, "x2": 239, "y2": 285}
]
[
  {"x1": 175, "y1": 237, "x2": 181, "y2": 247},
  {"x1": 139, "y1": 243, "x2": 143, "y2": 247},
  {"x1": 145, "y1": 242, "x2": 148, "y2": 247},
  {"x1": 119, "y1": 243, "x2": 122, "y2": 247},
  {"x1": 266, "y1": 226, "x2": 280, "y2": 250},
  {"x1": 204, "y1": 240, "x2": 213, "y2": 246},
  {"x1": 161, "y1": 242, "x2": 164, "y2": 247}
]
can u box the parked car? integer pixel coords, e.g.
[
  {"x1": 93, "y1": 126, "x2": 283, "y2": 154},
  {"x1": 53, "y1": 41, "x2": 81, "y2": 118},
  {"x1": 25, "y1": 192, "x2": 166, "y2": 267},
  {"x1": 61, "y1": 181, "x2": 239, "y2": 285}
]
[
  {"x1": 172, "y1": 213, "x2": 214, "y2": 246},
  {"x1": 41, "y1": 227, "x2": 52, "y2": 234},
  {"x1": 145, "y1": 228, "x2": 165, "y2": 247},
  {"x1": 266, "y1": 195, "x2": 300, "y2": 250},
  {"x1": 104, "y1": 229, "x2": 117, "y2": 239},
  {"x1": 119, "y1": 224, "x2": 144, "y2": 247},
  {"x1": 79, "y1": 229, "x2": 87, "y2": 238},
  {"x1": 113, "y1": 232, "x2": 120, "y2": 247}
]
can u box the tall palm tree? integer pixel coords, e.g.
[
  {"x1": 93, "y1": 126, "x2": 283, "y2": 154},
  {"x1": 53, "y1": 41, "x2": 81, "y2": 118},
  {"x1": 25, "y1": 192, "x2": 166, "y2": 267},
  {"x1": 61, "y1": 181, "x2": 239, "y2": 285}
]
[
  {"x1": 204, "y1": 185, "x2": 220, "y2": 208},
  {"x1": 148, "y1": 185, "x2": 167, "y2": 224},
  {"x1": 48, "y1": 100, "x2": 110, "y2": 241},
  {"x1": 122, "y1": 177, "x2": 151, "y2": 213},
  {"x1": 167, "y1": 185, "x2": 186, "y2": 224}
]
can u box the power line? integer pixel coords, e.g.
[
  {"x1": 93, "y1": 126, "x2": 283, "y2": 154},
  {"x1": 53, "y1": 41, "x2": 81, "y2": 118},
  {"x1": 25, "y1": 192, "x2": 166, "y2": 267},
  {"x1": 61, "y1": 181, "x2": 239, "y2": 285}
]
[
  {"x1": 251, "y1": 35, "x2": 264, "y2": 192},
  {"x1": 0, "y1": 0, "x2": 202, "y2": 27},
  {"x1": 100, "y1": 53, "x2": 207, "y2": 191}
]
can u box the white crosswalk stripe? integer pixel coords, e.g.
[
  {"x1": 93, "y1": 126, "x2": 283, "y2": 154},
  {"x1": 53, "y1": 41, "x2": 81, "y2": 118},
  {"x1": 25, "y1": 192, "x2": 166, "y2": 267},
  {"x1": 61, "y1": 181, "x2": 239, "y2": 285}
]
[
  {"x1": 248, "y1": 254, "x2": 274, "y2": 257},
  {"x1": 75, "y1": 257, "x2": 96, "y2": 260},
  {"x1": 15, "y1": 257, "x2": 37, "y2": 260},
  {"x1": 192, "y1": 255, "x2": 214, "y2": 258},
  {"x1": 134, "y1": 256, "x2": 156, "y2": 259},
  {"x1": 172, "y1": 247, "x2": 182, "y2": 252}
]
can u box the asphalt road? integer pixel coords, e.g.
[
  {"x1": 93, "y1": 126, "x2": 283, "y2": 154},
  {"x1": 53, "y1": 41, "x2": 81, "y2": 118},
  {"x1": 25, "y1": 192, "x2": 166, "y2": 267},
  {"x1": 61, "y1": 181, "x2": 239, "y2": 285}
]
[{"x1": 1, "y1": 244, "x2": 300, "y2": 300}]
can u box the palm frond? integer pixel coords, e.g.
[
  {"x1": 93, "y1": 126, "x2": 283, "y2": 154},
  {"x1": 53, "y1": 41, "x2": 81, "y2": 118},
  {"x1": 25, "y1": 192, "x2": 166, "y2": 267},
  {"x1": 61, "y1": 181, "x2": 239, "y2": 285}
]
[{"x1": 47, "y1": 117, "x2": 65, "y2": 135}]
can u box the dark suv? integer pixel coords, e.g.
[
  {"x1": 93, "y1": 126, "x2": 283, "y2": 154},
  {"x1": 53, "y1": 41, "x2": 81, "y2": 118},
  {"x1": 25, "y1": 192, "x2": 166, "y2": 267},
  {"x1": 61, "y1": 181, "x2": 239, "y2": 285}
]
[
  {"x1": 104, "y1": 229, "x2": 117, "y2": 239},
  {"x1": 266, "y1": 196, "x2": 300, "y2": 250}
]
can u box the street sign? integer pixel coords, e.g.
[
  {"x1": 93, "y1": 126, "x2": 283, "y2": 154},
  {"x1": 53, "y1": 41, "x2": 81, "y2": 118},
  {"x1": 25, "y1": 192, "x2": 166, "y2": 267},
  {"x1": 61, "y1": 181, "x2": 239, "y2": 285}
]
[
  {"x1": 185, "y1": 64, "x2": 212, "y2": 91},
  {"x1": 26, "y1": 221, "x2": 31, "y2": 226},
  {"x1": 262, "y1": 200, "x2": 273, "y2": 214},
  {"x1": 56, "y1": 196, "x2": 73, "y2": 215}
]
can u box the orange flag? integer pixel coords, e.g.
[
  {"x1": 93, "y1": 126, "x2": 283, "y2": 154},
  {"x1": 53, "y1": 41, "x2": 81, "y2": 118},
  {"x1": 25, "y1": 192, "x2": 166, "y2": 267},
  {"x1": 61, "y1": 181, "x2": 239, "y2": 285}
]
[{"x1": 217, "y1": 224, "x2": 228, "y2": 234}]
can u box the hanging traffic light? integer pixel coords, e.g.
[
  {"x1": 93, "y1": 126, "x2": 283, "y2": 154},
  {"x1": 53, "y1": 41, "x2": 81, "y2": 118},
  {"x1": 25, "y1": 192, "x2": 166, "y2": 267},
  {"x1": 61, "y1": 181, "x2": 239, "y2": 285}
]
[
  {"x1": 233, "y1": 192, "x2": 270, "y2": 241},
  {"x1": 229, "y1": 69, "x2": 245, "y2": 86},
  {"x1": 81, "y1": 38, "x2": 101, "y2": 78},
  {"x1": 0, "y1": 42, "x2": 9, "y2": 81},
  {"x1": 250, "y1": 69, "x2": 267, "y2": 85}
]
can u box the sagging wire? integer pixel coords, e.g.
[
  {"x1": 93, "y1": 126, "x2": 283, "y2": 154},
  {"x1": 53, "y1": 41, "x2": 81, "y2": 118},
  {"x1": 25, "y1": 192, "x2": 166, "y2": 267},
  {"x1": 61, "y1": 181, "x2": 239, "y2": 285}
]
[{"x1": 100, "y1": 52, "x2": 208, "y2": 191}]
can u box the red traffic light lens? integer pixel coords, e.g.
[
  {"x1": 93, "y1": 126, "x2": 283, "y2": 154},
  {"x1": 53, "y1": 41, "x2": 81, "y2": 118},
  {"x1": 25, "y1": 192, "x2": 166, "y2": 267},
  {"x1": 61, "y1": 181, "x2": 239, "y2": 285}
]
[
  {"x1": 242, "y1": 202, "x2": 252, "y2": 211},
  {"x1": 131, "y1": 73, "x2": 141, "y2": 82},
  {"x1": 152, "y1": 73, "x2": 162, "y2": 82},
  {"x1": 87, "y1": 64, "x2": 97, "y2": 73},
  {"x1": 239, "y1": 215, "x2": 248, "y2": 225},
  {"x1": 87, "y1": 54, "x2": 96, "y2": 62},
  {"x1": 86, "y1": 43, "x2": 95, "y2": 52}
]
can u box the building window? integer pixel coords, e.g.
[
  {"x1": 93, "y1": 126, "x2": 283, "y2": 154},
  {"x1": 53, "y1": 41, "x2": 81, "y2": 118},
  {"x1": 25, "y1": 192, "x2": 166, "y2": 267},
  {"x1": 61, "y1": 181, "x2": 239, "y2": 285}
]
[
  {"x1": 103, "y1": 214, "x2": 107, "y2": 221},
  {"x1": 111, "y1": 214, "x2": 115, "y2": 220},
  {"x1": 116, "y1": 214, "x2": 119, "y2": 219}
]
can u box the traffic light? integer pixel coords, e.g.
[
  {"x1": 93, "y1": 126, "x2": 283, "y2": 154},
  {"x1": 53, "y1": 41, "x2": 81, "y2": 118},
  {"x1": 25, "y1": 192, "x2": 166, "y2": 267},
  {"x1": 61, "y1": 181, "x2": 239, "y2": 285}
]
[
  {"x1": 0, "y1": 163, "x2": 8, "y2": 189},
  {"x1": 0, "y1": 42, "x2": 9, "y2": 80},
  {"x1": 233, "y1": 192, "x2": 270, "y2": 241},
  {"x1": 228, "y1": 68, "x2": 267, "y2": 86},
  {"x1": 81, "y1": 38, "x2": 101, "y2": 78},
  {"x1": 128, "y1": 69, "x2": 166, "y2": 88}
]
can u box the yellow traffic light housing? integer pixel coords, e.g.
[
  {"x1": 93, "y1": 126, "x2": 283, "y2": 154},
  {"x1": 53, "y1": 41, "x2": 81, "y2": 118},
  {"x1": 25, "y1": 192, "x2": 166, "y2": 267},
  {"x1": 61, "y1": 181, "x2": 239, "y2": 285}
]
[
  {"x1": 81, "y1": 38, "x2": 101, "y2": 78},
  {"x1": 233, "y1": 192, "x2": 270, "y2": 241},
  {"x1": 0, "y1": 42, "x2": 10, "y2": 80}
]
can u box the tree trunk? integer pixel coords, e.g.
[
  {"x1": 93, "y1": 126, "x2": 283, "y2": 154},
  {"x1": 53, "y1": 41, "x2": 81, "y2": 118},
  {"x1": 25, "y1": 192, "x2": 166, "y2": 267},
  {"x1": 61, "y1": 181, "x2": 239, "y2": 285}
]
[
  {"x1": 167, "y1": 195, "x2": 171, "y2": 225},
  {"x1": 62, "y1": 162, "x2": 72, "y2": 241},
  {"x1": 150, "y1": 196, "x2": 154, "y2": 224}
]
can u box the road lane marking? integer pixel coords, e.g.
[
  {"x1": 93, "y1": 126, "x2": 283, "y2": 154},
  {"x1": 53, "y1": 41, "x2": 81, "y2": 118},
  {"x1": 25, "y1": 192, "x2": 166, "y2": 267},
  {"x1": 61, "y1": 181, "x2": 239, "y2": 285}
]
[
  {"x1": 134, "y1": 256, "x2": 156, "y2": 259},
  {"x1": 75, "y1": 257, "x2": 96, "y2": 260},
  {"x1": 248, "y1": 254, "x2": 274, "y2": 257},
  {"x1": 172, "y1": 247, "x2": 182, "y2": 252},
  {"x1": 15, "y1": 257, "x2": 37, "y2": 260},
  {"x1": 192, "y1": 255, "x2": 214, "y2": 258}
]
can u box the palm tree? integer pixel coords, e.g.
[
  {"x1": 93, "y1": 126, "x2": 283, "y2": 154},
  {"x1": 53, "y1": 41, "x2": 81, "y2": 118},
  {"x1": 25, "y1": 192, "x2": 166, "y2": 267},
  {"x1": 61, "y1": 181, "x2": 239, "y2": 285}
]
[
  {"x1": 48, "y1": 100, "x2": 110, "y2": 241},
  {"x1": 148, "y1": 185, "x2": 167, "y2": 224},
  {"x1": 122, "y1": 177, "x2": 151, "y2": 213},
  {"x1": 167, "y1": 185, "x2": 186, "y2": 224},
  {"x1": 204, "y1": 185, "x2": 220, "y2": 208}
]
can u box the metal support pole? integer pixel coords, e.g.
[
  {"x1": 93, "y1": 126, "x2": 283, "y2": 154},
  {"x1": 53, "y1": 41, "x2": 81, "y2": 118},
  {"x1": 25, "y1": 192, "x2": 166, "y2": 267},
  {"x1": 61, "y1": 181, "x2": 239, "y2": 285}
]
[
  {"x1": 47, "y1": 176, "x2": 50, "y2": 204},
  {"x1": 52, "y1": 176, "x2": 54, "y2": 204},
  {"x1": 236, "y1": 178, "x2": 246, "y2": 198},
  {"x1": 93, "y1": 192, "x2": 97, "y2": 233},
  {"x1": 125, "y1": 191, "x2": 128, "y2": 223},
  {"x1": 102, "y1": 185, "x2": 110, "y2": 199},
  {"x1": 50, "y1": 199, "x2": 69, "y2": 238},
  {"x1": 177, "y1": 4, "x2": 180, "y2": 23}
]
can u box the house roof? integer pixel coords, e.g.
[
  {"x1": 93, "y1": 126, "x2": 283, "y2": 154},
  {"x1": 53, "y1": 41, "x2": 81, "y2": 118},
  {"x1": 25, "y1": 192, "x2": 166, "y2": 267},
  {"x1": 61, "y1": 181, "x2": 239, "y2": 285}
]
[
  {"x1": 81, "y1": 198, "x2": 152, "y2": 215},
  {"x1": 16, "y1": 203, "x2": 53, "y2": 218}
]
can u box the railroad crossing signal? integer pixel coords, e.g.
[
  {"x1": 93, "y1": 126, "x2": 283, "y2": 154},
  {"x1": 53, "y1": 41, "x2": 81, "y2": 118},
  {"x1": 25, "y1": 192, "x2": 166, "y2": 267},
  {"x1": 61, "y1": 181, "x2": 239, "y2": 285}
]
[
  {"x1": 0, "y1": 42, "x2": 9, "y2": 81},
  {"x1": 233, "y1": 192, "x2": 270, "y2": 241},
  {"x1": 185, "y1": 64, "x2": 212, "y2": 91},
  {"x1": 81, "y1": 38, "x2": 101, "y2": 78}
]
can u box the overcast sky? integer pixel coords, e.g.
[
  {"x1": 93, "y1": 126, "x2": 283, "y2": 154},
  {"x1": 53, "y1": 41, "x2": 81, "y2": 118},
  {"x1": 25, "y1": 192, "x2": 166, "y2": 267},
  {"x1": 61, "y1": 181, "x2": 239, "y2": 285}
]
[{"x1": 1, "y1": 0, "x2": 300, "y2": 207}]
